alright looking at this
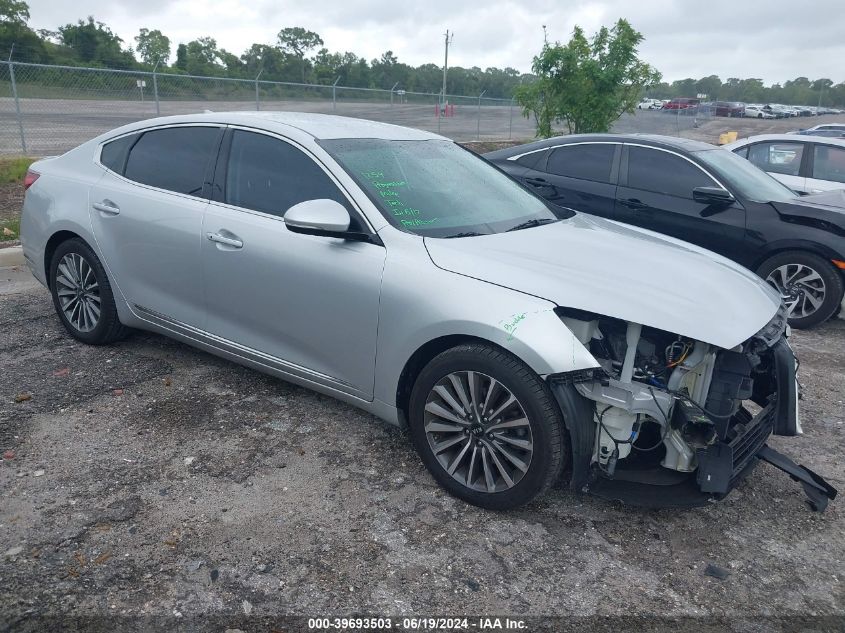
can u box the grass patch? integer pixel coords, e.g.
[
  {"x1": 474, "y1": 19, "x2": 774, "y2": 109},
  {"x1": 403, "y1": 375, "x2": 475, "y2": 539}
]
[
  {"x1": 0, "y1": 157, "x2": 36, "y2": 184},
  {"x1": 1, "y1": 217, "x2": 21, "y2": 242}
]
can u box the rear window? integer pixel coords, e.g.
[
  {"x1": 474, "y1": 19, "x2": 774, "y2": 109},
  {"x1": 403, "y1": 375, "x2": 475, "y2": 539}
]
[
  {"x1": 545, "y1": 143, "x2": 615, "y2": 183},
  {"x1": 99, "y1": 133, "x2": 138, "y2": 175},
  {"x1": 124, "y1": 126, "x2": 221, "y2": 196},
  {"x1": 513, "y1": 149, "x2": 547, "y2": 170}
]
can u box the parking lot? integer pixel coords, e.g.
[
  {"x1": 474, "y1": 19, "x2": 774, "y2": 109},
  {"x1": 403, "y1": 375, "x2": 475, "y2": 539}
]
[{"x1": 1, "y1": 258, "x2": 844, "y2": 631}]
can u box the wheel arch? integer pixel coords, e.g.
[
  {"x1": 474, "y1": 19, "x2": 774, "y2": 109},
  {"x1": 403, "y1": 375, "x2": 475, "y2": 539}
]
[
  {"x1": 395, "y1": 334, "x2": 497, "y2": 427},
  {"x1": 44, "y1": 229, "x2": 84, "y2": 289},
  {"x1": 751, "y1": 240, "x2": 843, "y2": 272}
]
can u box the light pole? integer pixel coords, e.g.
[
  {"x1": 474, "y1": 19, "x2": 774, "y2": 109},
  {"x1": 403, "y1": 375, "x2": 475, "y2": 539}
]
[{"x1": 442, "y1": 30, "x2": 453, "y2": 112}]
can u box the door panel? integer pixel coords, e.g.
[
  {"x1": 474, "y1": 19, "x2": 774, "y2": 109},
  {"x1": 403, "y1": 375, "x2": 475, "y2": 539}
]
[
  {"x1": 522, "y1": 143, "x2": 618, "y2": 217},
  {"x1": 617, "y1": 145, "x2": 747, "y2": 263},
  {"x1": 202, "y1": 205, "x2": 384, "y2": 397},
  {"x1": 201, "y1": 129, "x2": 385, "y2": 398},
  {"x1": 88, "y1": 125, "x2": 223, "y2": 328}
]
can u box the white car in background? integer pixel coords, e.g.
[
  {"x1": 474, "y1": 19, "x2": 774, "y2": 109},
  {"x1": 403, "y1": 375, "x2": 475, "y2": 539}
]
[
  {"x1": 637, "y1": 98, "x2": 662, "y2": 110},
  {"x1": 724, "y1": 134, "x2": 845, "y2": 194},
  {"x1": 798, "y1": 123, "x2": 845, "y2": 134},
  {"x1": 744, "y1": 106, "x2": 775, "y2": 119}
]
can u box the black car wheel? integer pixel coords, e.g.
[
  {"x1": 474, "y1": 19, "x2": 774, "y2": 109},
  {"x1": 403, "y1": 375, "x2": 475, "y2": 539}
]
[
  {"x1": 49, "y1": 238, "x2": 129, "y2": 344},
  {"x1": 408, "y1": 343, "x2": 566, "y2": 510},
  {"x1": 757, "y1": 250, "x2": 844, "y2": 329}
]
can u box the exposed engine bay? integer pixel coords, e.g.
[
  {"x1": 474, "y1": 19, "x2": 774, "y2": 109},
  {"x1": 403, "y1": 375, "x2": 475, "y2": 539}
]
[{"x1": 551, "y1": 306, "x2": 837, "y2": 511}]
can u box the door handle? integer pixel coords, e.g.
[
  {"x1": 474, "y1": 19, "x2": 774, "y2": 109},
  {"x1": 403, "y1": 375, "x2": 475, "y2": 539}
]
[
  {"x1": 525, "y1": 177, "x2": 548, "y2": 186},
  {"x1": 620, "y1": 198, "x2": 648, "y2": 211},
  {"x1": 92, "y1": 200, "x2": 120, "y2": 215},
  {"x1": 206, "y1": 232, "x2": 243, "y2": 249}
]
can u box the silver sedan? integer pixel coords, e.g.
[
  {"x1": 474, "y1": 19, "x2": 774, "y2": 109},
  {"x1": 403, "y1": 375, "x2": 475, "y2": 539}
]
[{"x1": 20, "y1": 112, "x2": 834, "y2": 511}]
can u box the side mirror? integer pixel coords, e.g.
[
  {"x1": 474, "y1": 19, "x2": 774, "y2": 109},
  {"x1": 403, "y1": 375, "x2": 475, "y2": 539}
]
[
  {"x1": 284, "y1": 199, "x2": 381, "y2": 244},
  {"x1": 693, "y1": 186, "x2": 735, "y2": 206},
  {"x1": 285, "y1": 199, "x2": 351, "y2": 234}
]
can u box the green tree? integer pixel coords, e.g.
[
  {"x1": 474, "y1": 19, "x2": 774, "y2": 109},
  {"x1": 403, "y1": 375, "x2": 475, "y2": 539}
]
[
  {"x1": 135, "y1": 28, "x2": 170, "y2": 66},
  {"x1": 0, "y1": 0, "x2": 45, "y2": 61},
  {"x1": 277, "y1": 27, "x2": 323, "y2": 82},
  {"x1": 0, "y1": 0, "x2": 29, "y2": 24},
  {"x1": 182, "y1": 37, "x2": 224, "y2": 76},
  {"x1": 516, "y1": 19, "x2": 661, "y2": 137},
  {"x1": 58, "y1": 17, "x2": 134, "y2": 68},
  {"x1": 174, "y1": 43, "x2": 187, "y2": 70}
]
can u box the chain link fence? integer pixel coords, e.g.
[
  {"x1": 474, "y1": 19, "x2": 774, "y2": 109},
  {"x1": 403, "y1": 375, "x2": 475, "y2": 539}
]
[{"x1": 1, "y1": 61, "x2": 529, "y2": 156}]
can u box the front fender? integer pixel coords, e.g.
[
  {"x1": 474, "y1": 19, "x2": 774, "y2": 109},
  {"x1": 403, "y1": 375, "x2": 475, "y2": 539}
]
[{"x1": 373, "y1": 232, "x2": 599, "y2": 407}]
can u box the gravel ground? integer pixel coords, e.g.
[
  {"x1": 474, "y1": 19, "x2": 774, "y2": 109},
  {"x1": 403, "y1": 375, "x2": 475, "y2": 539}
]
[{"x1": 0, "y1": 269, "x2": 843, "y2": 632}]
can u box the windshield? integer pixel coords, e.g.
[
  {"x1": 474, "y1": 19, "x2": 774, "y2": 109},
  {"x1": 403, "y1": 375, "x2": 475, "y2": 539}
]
[
  {"x1": 320, "y1": 138, "x2": 557, "y2": 238},
  {"x1": 694, "y1": 148, "x2": 799, "y2": 203}
]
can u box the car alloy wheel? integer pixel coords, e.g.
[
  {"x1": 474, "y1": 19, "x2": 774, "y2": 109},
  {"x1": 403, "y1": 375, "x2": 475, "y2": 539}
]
[
  {"x1": 55, "y1": 252, "x2": 101, "y2": 332},
  {"x1": 423, "y1": 371, "x2": 533, "y2": 493},
  {"x1": 766, "y1": 263, "x2": 826, "y2": 320}
]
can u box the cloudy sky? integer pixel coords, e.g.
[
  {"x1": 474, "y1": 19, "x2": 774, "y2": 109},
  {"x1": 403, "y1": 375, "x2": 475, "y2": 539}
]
[{"x1": 24, "y1": 0, "x2": 845, "y2": 84}]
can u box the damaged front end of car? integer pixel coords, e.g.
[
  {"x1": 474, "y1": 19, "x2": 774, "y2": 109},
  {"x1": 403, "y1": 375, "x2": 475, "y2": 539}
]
[{"x1": 549, "y1": 305, "x2": 838, "y2": 511}]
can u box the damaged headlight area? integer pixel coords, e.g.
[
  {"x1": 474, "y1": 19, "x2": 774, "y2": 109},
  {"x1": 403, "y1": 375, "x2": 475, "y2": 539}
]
[{"x1": 550, "y1": 306, "x2": 837, "y2": 511}]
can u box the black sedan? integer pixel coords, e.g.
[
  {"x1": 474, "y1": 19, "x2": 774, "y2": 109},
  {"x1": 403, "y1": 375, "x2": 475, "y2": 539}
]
[{"x1": 485, "y1": 134, "x2": 845, "y2": 328}]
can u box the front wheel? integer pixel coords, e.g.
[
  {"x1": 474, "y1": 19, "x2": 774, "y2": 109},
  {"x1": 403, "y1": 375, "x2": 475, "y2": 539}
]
[
  {"x1": 757, "y1": 250, "x2": 844, "y2": 329},
  {"x1": 408, "y1": 343, "x2": 566, "y2": 510}
]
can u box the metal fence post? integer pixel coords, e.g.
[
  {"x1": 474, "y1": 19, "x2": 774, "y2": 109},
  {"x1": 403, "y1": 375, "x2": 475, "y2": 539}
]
[
  {"x1": 332, "y1": 76, "x2": 340, "y2": 112},
  {"x1": 508, "y1": 96, "x2": 515, "y2": 139},
  {"x1": 8, "y1": 62, "x2": 27, "y2": 154},
  {"x1": 476, "y1": 90, "x2": 487, "y2": 141},
  {"x1": 254, "y1": 70, "x2": 263, "y2": 111},
  {"x1": 152, "y1": 61, "x2": 160, "y2": 115}
]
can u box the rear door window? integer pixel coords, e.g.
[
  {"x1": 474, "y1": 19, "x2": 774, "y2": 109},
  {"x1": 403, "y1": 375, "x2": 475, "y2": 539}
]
[
  {"x1": 811, "y1": 145, "x2": 845, "y2": 183},
  {"x1": 746, "y1": 142, "x2": 805, "y2": 176},
  {"x1": 626, "y1": 146, "x2": 716, "y2": 198},
  {"x1": 124, "y1": 126, "x2": 222, "y2": 196},
  {"x1": 224, "y1": 129, "x2": 350, "y2": 218},
  {"x1": 545, "y1": 144, "x2": 616, "y2": 183}
]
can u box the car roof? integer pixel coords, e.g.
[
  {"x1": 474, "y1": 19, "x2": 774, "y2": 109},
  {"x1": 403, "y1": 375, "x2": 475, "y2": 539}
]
[
  {"x1": 483, "y1": 133, "x2": 716, "y2": 159},
  {"x1": 97, "y1": 111, "x2": 446, "y2": 142},
  {"x1": 723, "y1": 133, "x2": 845, "y2": 148}
]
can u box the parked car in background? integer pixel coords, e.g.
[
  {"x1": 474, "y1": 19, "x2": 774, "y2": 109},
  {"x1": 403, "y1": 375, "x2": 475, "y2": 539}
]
[
  {"x1": 22, "y1": 113, "x2": 838, "y2": 512},
  {"x1": 794, "y1": 130, "x2": 845, "y2": 138},
  {"x1": 485, "y1": 134, "x2": 845, "y2": 329},
  {"x1": 637, "y1": 98, "x2": 663, "y2": 110},
  {"x1": 724, "y1": 134, "x2": 845, "y2": 194},
  {"x1": 744, "y1": 105, "x2": 776, "y2": 119},
  {"x1": 796, "y1": 123, "x2": 845, "y2": 134},
  {"x1": 662, "y1": 98, "x2": 700, "y2": 111},
  {"x1": 711, "y1": 101, "x2": 745, "y2": 117}
]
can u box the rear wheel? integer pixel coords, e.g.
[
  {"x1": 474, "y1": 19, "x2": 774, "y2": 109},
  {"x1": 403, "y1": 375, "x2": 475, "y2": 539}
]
[
  {"x1": 408, "y1": 343, "x2": 566, "y2": 510},
  {"x1": 757, "y1": 250, "x2": 844, "y2": 329},
  {"x1": 49, "y1": 238, "x2": 129, "y2": 344}
]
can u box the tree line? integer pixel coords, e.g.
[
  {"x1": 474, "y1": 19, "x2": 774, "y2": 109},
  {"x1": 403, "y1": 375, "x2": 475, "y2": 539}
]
[
  {"x1": 0, "y1": 1, "x2": 529, "y2": 98},
  {"x1": 649, "y1": 75, "x2": 844, "y2": 109}
]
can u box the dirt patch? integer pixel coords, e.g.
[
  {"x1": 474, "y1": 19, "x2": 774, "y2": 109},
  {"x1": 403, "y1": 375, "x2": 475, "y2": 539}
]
[{"x1": 461, "y1": 140, "x2": 531, "y2": 154}]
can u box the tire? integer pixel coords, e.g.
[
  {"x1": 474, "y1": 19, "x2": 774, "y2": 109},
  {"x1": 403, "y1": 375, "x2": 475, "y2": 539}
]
[
  {"x1": 49, "y1": 237, "x2": 129, "y2": 344},
  {"x1": 756, "y1": 250, "x2": 844, "y2": 329},
  {"x1": 408, "y1": 343, "x2": 566, "y2": 510}
]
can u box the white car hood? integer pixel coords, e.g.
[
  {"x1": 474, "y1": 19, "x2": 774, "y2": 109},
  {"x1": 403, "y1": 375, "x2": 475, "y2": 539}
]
[{"x1": 424, "y1": 214, "x2": 781, "y2": 350}]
